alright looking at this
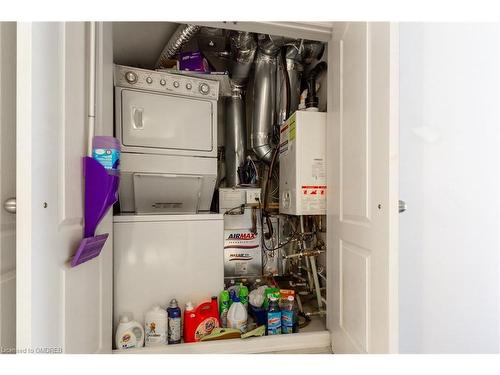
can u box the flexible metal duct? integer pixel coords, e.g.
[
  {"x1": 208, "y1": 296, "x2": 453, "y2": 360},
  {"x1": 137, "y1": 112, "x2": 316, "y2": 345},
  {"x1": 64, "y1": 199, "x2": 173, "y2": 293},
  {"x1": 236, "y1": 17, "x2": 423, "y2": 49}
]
[
  {"x1": 285, "y1": 43, "x2": 305, "y2": 113},
  {"x1": 276, "y1": 41, "x2": 305, "y2": 127},
  {"x1": 251, "y1": 35, "x2": 294, "y2": 163},
  {"x1": 302, "y1": 41, "x2": 325, "y2": 65},
  {"x1": 225, "y1": 91, "x2": 247, "y2": 187},
  {"x1": 258, "y1": 35, "x2": 294, "y2": 56},
  {"x1": 225, "y1": 32, "x2": 257, "y2": 186},
  {"x1": 155, "y1": 24, "x2": 200, "y2": 68},
  {"x1": 285, "y1": 41, "x2": 325, "y2": 113},
  {"x1": 252, "y1": 51, "x2": 277, "y2": 163},
  {"x1": 229, "y1": 32, "x2": 257, "y2": 88}
]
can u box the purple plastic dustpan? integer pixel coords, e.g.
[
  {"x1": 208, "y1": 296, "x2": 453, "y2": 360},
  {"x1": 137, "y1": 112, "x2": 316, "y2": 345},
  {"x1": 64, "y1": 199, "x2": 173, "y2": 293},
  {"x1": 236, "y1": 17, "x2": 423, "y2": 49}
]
[
  {"x1": 71, "y1": 157, "x2": 119, "y2": 268},
  {"x1": 71, "y1": 233, "x2": 109, "y2": 267}
]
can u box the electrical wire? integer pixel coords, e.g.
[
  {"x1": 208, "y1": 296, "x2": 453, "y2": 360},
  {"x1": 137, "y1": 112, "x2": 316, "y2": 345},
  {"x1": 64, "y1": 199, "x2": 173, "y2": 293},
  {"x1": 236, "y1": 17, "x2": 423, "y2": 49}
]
[
  {"x1": 262, "y1": 229, "x2": 298, "y2": 252},
  {"x1": 263, "y1": 146, "x2": 279, "y2": 211},
  {"x1": 260, "y1": 209, "x2": 300, "y2": 252},
  {"x1": 223, "y1": 204, "x2": 245, "y2": 215},
  {"x1": 238, "y1": 156, "x2": 259, "y2": 185},
  {"x1": 270, "y1": 169, "x2": 280, "y2": 200},
  {"x1": 249, "y1": 157, "x2": 259, "y2": 182}
]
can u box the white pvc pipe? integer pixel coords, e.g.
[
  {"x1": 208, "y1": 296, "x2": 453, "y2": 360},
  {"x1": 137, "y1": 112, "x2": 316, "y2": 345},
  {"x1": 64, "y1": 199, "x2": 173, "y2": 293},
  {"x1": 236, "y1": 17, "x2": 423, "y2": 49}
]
[
  {"x1": 309, "y1": 254, "x2": 323, "y2": 310},
  {"x1": 300, "y1": 216, "x2": 323, "y2": 311},
  {"x1": 300, "y1": 216, "x2": 315, "y2": 292},
  {"x1": 87, "y1": 22, "x2": 96, "y2": 157},
  {"x1": 295, "y1": 294, "x2": 304, "y2": 313}
]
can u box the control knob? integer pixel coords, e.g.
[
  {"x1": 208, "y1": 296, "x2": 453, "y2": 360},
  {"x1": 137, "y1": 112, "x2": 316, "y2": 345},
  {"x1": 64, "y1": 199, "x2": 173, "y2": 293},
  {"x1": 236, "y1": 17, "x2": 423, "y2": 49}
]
[
  {"x1": 125, "y1": 71, "x2": 138, "y2": 84},
  {"x1": 199, "y1": 83, "x2": 210, "y2": 95},
  {"x1": 173, "y1": 81, "x2": 180, "y2": 88},
  {"x1": 146, "y1": 77, "x2": 153, "y2": 84}
]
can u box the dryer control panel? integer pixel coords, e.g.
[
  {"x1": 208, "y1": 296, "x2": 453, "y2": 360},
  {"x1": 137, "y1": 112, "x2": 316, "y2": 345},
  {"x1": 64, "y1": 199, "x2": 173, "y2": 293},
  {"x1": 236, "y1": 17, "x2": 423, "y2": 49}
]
[{"x1": 114, "y1": 64, "x2": 219, "y2": 100}]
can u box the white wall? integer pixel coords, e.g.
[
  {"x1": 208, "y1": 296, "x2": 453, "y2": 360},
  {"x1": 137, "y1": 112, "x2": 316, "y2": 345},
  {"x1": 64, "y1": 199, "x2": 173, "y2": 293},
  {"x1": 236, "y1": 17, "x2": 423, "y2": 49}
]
[{"x1": 399, "y1": 23, "x2": 499, "y2": 353}]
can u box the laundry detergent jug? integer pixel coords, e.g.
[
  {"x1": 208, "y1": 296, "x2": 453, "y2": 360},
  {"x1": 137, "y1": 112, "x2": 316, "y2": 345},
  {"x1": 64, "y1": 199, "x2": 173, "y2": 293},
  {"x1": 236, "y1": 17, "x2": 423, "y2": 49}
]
[
  {"x1": 183, "y1": 297, "x2": 220, "y2": 343},
  {"x1": 144, "y1": 305, "x2": 168, "y2": 346}
]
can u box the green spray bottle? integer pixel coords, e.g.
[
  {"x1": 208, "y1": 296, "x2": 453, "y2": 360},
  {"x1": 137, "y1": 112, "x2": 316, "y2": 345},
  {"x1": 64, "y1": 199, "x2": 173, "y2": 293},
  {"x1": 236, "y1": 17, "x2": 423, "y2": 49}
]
[
  {"x1": 239, "y1": 283, "x2": 249, "y2": 309},
  {"x1": 219, "y1": 290, "x2": 230, "y2": 327}
]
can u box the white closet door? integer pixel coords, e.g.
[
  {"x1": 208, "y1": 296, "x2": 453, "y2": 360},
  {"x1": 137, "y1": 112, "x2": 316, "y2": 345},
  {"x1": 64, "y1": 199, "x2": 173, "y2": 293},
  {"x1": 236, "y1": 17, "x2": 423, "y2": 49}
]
[
  {"x1": 327, "y1": 22, "x2": 399, "y2": 353},
  {"x1": 16, "y1": 22, "x2": 112, "y2": 353}
]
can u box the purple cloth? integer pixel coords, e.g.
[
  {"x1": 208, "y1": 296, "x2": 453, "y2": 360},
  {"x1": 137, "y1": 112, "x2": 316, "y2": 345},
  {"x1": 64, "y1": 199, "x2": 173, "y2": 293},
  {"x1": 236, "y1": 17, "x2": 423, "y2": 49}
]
[{"x1": 179, "y1": 51, "x2": 210, "y2": 73}]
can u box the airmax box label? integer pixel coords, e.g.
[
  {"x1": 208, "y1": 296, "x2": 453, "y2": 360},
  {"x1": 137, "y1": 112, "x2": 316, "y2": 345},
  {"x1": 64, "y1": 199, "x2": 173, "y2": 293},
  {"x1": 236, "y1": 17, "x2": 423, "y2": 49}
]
[{"x1": 223, "y1": 229, "x2": 262, "y2": 278}]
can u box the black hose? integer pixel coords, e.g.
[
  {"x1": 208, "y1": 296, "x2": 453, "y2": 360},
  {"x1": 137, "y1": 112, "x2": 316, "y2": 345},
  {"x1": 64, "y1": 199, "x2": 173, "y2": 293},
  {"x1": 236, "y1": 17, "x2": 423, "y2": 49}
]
[
  {"x1": 281, "y1": 48, "x2": 291, "y2": 119},
  {"x1": 261, "y1": 214, "x2": 299, "y2": 252},
  {"x1": 262, "y1": 145, "x2": 279, "y2": 239},
  {"x1": 298, "y1": 311, "x2": 312, "y2": 329},
  {"x1": 305, "y1": 61, "x2": 327, "y2": 109}
]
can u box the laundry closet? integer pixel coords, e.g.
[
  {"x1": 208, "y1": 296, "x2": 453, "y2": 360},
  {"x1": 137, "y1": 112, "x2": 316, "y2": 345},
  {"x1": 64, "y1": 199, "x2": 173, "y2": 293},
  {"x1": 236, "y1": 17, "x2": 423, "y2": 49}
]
[{"x1": 15, "y1": 21, "x2": 399, "y2": 354}]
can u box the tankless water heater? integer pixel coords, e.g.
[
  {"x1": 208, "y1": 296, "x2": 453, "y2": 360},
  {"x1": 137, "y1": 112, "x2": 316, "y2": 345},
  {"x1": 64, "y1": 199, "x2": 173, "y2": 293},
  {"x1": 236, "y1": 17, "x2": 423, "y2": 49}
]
[{"x1": 279, "y1": 111, "x2": 327, "y2": 216}]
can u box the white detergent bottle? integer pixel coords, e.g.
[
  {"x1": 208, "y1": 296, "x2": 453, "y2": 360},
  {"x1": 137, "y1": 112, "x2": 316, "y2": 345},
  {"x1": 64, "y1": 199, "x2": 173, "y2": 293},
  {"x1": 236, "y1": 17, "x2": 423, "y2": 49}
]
[
  {"x1": 115, "y1": 314, "x2": 145, "y2": 350},
  {"x1": 227, "y1": 295, "x2": 248, "y2": 333},
  {"x1": 145, "y1": 305, "x2": 168, "y2": 346}
]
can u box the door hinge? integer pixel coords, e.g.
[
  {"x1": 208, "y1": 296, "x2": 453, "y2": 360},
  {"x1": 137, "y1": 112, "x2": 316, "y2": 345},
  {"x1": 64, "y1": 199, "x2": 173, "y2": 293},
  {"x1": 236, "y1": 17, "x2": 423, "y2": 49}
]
[{"x1": 399, "y1": 200, "x2": 407, "y2": 213}]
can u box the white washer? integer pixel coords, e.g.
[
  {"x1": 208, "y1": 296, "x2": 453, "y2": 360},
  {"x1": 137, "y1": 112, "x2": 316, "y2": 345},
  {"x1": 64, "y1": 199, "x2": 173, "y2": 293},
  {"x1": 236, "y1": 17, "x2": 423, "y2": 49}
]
[{"x1": 113, "y1": 214, "x2": 224, "y2": 332}]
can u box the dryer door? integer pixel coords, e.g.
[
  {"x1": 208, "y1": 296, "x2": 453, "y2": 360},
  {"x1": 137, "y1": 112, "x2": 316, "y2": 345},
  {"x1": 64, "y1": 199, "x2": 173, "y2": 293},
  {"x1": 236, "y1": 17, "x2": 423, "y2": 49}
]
[
  {"x1": 119, "y1": 88, "x2": 215, "y2": 156},
  {"x1": 133, "y1": 173, "x2": 202, "y2": 214}
]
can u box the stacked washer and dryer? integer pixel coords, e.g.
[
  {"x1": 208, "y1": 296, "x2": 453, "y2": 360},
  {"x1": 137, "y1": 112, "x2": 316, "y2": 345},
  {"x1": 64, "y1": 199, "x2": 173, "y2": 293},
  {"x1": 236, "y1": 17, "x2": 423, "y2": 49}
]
[{"x1": 112, "y1": 65, "x2": 224, "y2": 331}]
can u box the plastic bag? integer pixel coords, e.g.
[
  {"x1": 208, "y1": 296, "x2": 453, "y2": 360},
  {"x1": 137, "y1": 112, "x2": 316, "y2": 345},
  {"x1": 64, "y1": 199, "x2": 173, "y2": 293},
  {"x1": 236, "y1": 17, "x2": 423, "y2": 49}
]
[{"x1": 249, "y1": 285, "x2": 268, "y2": 308}]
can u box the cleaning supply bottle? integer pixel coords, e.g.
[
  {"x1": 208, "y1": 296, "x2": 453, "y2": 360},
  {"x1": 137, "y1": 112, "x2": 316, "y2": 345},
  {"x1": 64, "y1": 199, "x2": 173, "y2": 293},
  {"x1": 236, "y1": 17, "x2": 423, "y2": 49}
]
[
  {"x1": 281, "y1": 295, "x2": 295, "y2": 334},
  {"x1": 227, "y1": 294, "x2": 248, "y2": 333},
  {"x1": 263, "y1": 287, "x2": 280, "y2": 310},
  {"x1": 144, "y1": 305, "x2": 168, "y2": 346},
  {"x1": 115, "y1": 314, "x2": 144, "y2": 349},
  {"x1": 227, "y1": 280, "x2": 240, "y2": 304},
  {"x1": 228, "y1": 289, "x2": 237, "y2": 308},
  {"x1": 183, "y1": 298, "x2": 220, "y2": 343},
  {"x1": 183, "y1": 302, "x2": 195, "y2": 343},
  {"x1": 239, "y1": 284, "x2": 249, "y2": 309},
  {"x1": 267, "y1": 296, "x2": 282, "y2": 335},
  {"x1": 92, "y1": 136, "x2": 120, "y2": 171},
  {"x1": 280, "y1": 289, "x2": 299, "y2": 333},
  {"x1": 219, "y1": 290, "x2": 230, "y2": 327},
  {"x1": 167, "y1": 299, "x2": 182, "y2": 344}
]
